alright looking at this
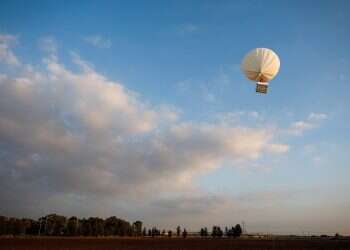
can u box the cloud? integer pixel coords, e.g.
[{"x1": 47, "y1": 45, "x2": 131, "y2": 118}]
[
  {"x1": 136, "y1": 187, "x2": 349, "y2": 233},
  {"x1": 39, "y1": 36, "x2": 57, "y2": 54},
  {"x1": 175, "y1": 67, "x2": 233, "y2": 106},
  {"x1": 215, "y1": 111, "x2": 264, "y2": 125},
  {"x1": 0, "y1": 34, "x2": 20, "y2": 66},
  {"x1": 289, "y1": 121, "x2": 315, "y2": 135},
  {"x1": 0, "y1": 36, "x2": 290, "y2": 218},
  {"x1": 266, "y1": 143, "x2": 289, "y2": 153},
  {"x1": 288, "y1": 112, "x2": 328, "y2": 135},
  {"x1": 308, "y1": 112, "x2": 328, "y2": 121},
  {"x1": 0, "y1": 35, "x2": 342, "y2": 234},
  {"x1": 38, "y1": 36, "x2": 59, "y2": 63},
  {"x1": 302, "y1": 143, "x2": 333, "y2": 167},
  {"x1": 83, "y1": 35, "x2": 112, "y2": 48}
]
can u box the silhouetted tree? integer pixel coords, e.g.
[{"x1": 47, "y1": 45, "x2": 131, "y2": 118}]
[
  {"x1": 104, "y1": 216, "x2": 117, "y2": 236},
  {"x1": 43, "y1": 214, "x2": 66, "y2": 236},
  {"x1": 0, "y1": 213, "x2": 246, "y2": 240},
  {"x1": 88, "y1": 217, "x2": 104, "y2": 236},
  {"x1": 22, "y1": 218, "x2": 36, "y2": 235},
  {"x1": 117, "y1": 218, "x2": 132, "y2": 236},
  {"x1": 200, "y1": 227, "x2": 209, "y2": 237},
  {"x1": 211, "y1": 226, "x2": 223, "y2": 237},
  {"x1": 80, "y1": 218, "x2": 92, "y2": 236},
  {"x1": 11, "y1": 218, "x2": 25, "y2": 235},
  {"x1": 132, "y1": 221, "x2": 142, "y2": 236},
  {"x1": 176, "y1": 226, "x2": 181, "y2": 237},
  {"x1": 204, "y1": 227, "x2": 208, "y2": 237},
  {"x1": 67, "y1": 217, "x2": 79, "y2": 236},
  {"x1": 227, "y1": 227, "x2": 234, "y2": 237},
  {"x1": 212, "y1": 226, "x2": 217, "y2": 237},
  {"x1": 218, "y1": 227, "x2": 223, "y2": 237},
  {"x1": 0, "y1": 216, "x2": 7, "y2": 235},
  {"x1": 104, "y1": 216, "x2": 132, "y2": 236},
  {"x1": 151, "y1": 227, "x2": 160, "y2": 237},
  {"x1": 234, "y1": 224, "x2": 242, "y2": 237},
  {"x1": 0, "y1": 214, "x2": 143, "y2": 237},
  {"x1": 182, "y1": 228, "x2": 187, "y2": 238}
]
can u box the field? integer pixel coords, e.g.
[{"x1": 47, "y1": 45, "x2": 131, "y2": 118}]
[{"x1": 1, "y1": 237, "x2": 350, "y2": 250}]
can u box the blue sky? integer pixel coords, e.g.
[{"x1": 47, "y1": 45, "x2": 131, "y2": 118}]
[
  {"x1": 2, "y1": 0, "x2": 349, "y2": 120},
  {"x1": 0, "y1": 0, "x2": 349, "y2": 235}
]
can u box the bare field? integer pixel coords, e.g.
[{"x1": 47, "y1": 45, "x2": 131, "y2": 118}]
[{"x1": 0, "y1": 237, "x2": 349, "y2": 250}]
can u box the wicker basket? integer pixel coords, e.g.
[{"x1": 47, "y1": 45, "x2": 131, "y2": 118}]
[{"x1": 256, "y1": 83, "x2": 268, "y2": 94}]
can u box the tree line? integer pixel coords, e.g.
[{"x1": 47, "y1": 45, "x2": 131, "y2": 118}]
[
  {"x1": 200, "y1": 225, "x2": 242, "y2": 237},
  {"x1": 0, "y1": 214, "x2": 242, "y2": 238},
  {"x1": 0, "y1": 214, "x2": 142, "y2": 237}
]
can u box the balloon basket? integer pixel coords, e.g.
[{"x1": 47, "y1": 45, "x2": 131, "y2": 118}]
[{"x1": 256, "y1": 83, "x2": 268, "y2": 94}]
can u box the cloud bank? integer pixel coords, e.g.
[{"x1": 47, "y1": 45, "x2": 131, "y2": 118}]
[
  {"x1": 0, "y1": 34, "x2": 291, "y2": 217},
  {"x1": 1, "y1": 34, "x2": 340, "y2": 234}
]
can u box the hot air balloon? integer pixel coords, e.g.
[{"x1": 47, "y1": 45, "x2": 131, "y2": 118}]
[{"x1": 241, "y1": 48, "x2": 280, "y2": 94}]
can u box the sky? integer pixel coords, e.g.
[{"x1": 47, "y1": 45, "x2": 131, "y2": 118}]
[{"x1": 0, "y1": 0, "x2": 349, "y2": 235}]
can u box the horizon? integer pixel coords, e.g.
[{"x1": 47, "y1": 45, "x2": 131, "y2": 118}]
[
  {"x1": 0, "y1": 0, "x2": 349, "y2": 236},
  {"x1": 0, "y1": 213, "x2": 346, "y2": 236}
]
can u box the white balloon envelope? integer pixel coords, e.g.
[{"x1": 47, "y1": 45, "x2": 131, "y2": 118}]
[{"x1": 241, "y1": 48, "x2": 280, "y2": 94}]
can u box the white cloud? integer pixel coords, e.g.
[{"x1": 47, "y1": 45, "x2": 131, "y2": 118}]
[
  {"x1": 216, "y1": 111, "x2": 263, "y2": 125},
  {"x1": 0, "y1": 37, "x2": 291, "y2": 217},
  {"x1": 289, "y1": 121, "x2": 315, "y2": 135},
  {"x1": 288, "y1": 112, "x2": 328, "y2": 135},
  {"x1": 266, "y1": 143, "x2": 289, "y2": 153},
  {"x1": 0, "y1": 34, "x2": 20, "y2": 66},
  {"x1": 39, "y1": 36, "x2": 57, "y2": 54},
  {"x1": 83, "y1": 35, "x2": 112, "y2": 48},
  {"x1": 308, "y1": 112, "x2": 328, "y2": 121},
  {"x1": 39, "y1": 36, "x2": 59, "y2": 62}
]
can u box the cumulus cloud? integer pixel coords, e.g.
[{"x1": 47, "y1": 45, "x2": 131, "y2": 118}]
[
  {"x1": 0, "y1": 34, "x2": 290, "y2": 219},
  {"x1": 83, "y1": 35, "x2": 112, "y2": 48},
  {"x1": 0, "y1": 34, "x2": 20, "y2": 66}
]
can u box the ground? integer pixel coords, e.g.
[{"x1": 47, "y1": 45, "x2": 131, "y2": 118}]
[{"x1": 1, "y1": 237, "x2": 350, "y2": 250}]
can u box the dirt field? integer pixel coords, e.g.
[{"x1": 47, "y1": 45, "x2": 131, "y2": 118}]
[{"x1": 0, "y1": 237, "x2": 349, "y2": 250}]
